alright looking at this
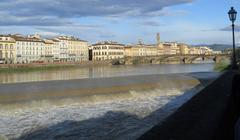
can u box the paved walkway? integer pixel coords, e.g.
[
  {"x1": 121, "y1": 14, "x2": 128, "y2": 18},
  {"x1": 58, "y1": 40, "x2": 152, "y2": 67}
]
[{"x1": 138, "y1": 71, "x2": 237, "y2": 140}]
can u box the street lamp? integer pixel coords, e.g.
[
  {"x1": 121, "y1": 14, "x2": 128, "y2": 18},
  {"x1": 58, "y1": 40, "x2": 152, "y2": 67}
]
[{"x1": 228, "y1": 7, "x2": 238, "y2": 69}]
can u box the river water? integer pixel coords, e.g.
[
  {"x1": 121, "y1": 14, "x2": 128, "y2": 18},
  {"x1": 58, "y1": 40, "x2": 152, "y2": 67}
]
[
  {"x1": 0, "y1": 63, "x2": 220, "y2": 140},
  {"x1": 0, "y1": 63, "x2": 214, "y2": 84}
]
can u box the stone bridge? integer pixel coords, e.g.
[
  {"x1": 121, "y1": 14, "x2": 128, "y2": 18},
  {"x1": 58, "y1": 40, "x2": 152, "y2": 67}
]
[{"x1": 121, "y1": 54, "x2": 230, "y2": 65}]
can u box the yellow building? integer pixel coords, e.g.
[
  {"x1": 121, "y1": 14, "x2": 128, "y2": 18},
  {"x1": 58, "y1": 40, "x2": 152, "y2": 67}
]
[
  {"x1": 156, "y1": 44, "x2": 164, "y2": 55},
  {"x1": 124, "y1": 44, "x2": 157, "y2": 57},
  {"x1": 124, "y1": 46, "x2": 134, "y2": 56},
  {"x1": 178, "y1": 44, "x2": 189, "y2": 55},
  {"x1": 162, "y1": 42, "x2": 179, "y2": 55},
  {"x1": 0, "y1": 35, "x2": 16, "y2": 64},
  {"x1": 44, "y1": 39, "x2": 54, "y2": 62},
  {"x1": 68, "y1": 37, "x2": 89, "y2": 62},
  {"x1": 189, "y1": 47, "x2": 201, "y2": 55}
]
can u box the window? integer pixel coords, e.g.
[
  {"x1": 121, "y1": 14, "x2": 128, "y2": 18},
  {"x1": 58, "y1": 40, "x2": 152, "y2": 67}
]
[
  {"x1": 0, "y1": 50, "x2": 2, "y2": 59},
  {"x1": 5, "y1": 52, "x2": 8, "y2": 58},
  {"x1": 10, "y1": 51, "x2": 13, "y2": 58}
]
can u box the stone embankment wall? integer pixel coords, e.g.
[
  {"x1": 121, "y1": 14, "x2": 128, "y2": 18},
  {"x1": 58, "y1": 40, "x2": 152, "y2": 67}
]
[
  {"x1": 138, "y1": 71, "x2": 239, "y2": 140},
  {"x1": 0, "y1": 60, "x2": 112, "y2": 69}
]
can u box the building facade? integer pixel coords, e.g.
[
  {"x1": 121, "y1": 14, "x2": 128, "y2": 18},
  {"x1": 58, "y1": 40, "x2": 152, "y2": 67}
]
[
  {"x1": 43, "y1": 39, "x2": 54, "y2": 62},
  {"x1": 0, "y1": 35, "x2": 16, "y2": 64},
  {"x1": 162, "y1": 42, "x2": 179, "y2": 55},
  {"x1": 51, "y1": 39, "x2": 61, "y2": 62},
  {"x1": 68, "y1": 37, "x2": 89, "y2": 62},
  {"x1": 91, "y1": 41, "x2": 124, "y2": 61},
  {"x1": 55, "y1": 36, "x2": 69, "y2": 62},
  {"x1": 12, "y1": 35, "x2": 45, "y2": 63},
  {"x1": 199, "y1": 46, "x2": 213, "y2": 55},
  {"x1": 178, "y1": 44, "x2": 189, "y2": 55},
  {"x1": 124, "y1": 44, "x2": 157, "y2": 57}
]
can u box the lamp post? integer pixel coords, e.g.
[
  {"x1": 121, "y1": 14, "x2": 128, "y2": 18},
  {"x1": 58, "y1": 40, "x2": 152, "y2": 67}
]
[{"x1": 228, "y1": 7, "x2": 238, "y2": 69}]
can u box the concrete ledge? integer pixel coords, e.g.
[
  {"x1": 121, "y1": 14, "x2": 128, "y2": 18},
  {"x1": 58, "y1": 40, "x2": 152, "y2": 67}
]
[{"x1": 138, "y1": 71, "x2": 236, "y2": 140}]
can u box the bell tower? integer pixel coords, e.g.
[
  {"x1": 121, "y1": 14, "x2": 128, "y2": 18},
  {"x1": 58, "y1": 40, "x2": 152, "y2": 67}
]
[{"x1": 156, "y1": 33, "x2": 160, "y2": 45}]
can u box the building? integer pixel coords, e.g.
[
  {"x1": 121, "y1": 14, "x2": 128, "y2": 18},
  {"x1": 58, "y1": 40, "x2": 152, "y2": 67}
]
[
  {"x1": 12, "y1": 34, "x2": 45, "y2": 63},
  {"x1": 55, "y1": 36, "x2": 69, "y2": 62},
  {"x1": 199, "y1": 46, "x2": 213, "y2": 55},
  {"x1": 0, "y1": 35, "x2": 16, "y2": 64},
  {"x1": 51, "y1": 39, "x2": 61, "y2": 62},
  {"x1": 178, "y1": 44, "x2": 189, "y2": 55},
  {"x1": 43, "y1": 39, "x2": 54, "y2": 62},
  {"x1": 91, "y1": 41, "x2": 124, "y2": 61},
  {"x1": 124, "y1": 44, "x2": 157, "y2": 57},
  {"x1": 188, "y1": 47, "x2": 201, "y2": 55},
  {"x1": 188, "y1": 46, "x2": 214, "y2": 55},
  {"x1": 55, "y1": 36, "x2": 89, "y2": 62},
  {"x1": 212, "y1": 50, "x2": 222, "y2": 54},
  {"x1": 162, "y1": 42, "x2": 179, "y2": 55},
  {"x1": 68, "y1": 37, "x2": 89, "y2": 62}
]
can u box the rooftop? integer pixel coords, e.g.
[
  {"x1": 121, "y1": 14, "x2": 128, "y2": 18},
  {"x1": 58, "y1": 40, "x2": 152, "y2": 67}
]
[{"x1": 92, "y1": 41, "x2": 125, "y2": 46}]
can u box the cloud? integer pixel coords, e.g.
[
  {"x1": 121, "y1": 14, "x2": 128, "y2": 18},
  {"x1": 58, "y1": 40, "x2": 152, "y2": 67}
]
[
  {"x1": 0, "y1": 0, "x2": 193, "y2": 26},
  {"x1": 220, "y1": 25, "x2": 240, "y2": 32},
  {"x1": 139, "y1": 21, "x2": 162, "y2": 27}
]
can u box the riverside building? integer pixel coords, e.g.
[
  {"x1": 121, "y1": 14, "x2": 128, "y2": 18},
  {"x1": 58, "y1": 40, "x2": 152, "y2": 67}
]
[
  {"x1": 68, "y1": 37, "x2": 89, "y2": 62},
  {"x1": 178, "y1": 44, "x2": 189, "y2": 55},
  {"x1": 55, "y1": 36, "x2": 69, "y2": 62},
  {"x1": 91, "y1": 41, "x2": 124, "y2": 61},
  {"x1": 124, "y1": 44, "x2": 157, "y2": 57},
  {"x1": 12, "y1": 34, "x2": 45, "y2": 63},
  {"x1": 43, "y1": 39, "x2": 54, "y2": 62},
  {"x1": 162, "y1": 42, "x2": 179, "y2": 55},
  {"x1": 51, "y1": 39, "x2": 61, "y2": 62},
  {"x1": 0, "y1": 35, "x2": 16, "y2": 64},
  {"x1": 55, "y1": 36, "x2": 89, "y2": 62},
  {"x1": 199, "y1": 46, "x2": 213, "y2": 55}
]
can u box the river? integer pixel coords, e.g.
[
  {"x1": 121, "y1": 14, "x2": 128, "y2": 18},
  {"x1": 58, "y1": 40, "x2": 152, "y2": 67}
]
[
  {"x1": 0, "y1": 63, "x2": 214, "y2": 84},
  {"x1": 0, "y1": 63, "x2": 220, "y2": 140}
]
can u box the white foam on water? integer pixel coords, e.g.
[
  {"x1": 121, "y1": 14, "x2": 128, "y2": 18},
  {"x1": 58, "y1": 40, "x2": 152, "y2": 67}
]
[{"x1": 0, "y1": 86, "x2": 204, "y2": 140}]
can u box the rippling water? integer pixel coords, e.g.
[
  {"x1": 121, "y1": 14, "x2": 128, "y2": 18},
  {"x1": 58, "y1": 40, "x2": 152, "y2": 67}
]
[
  {"x1": 0, "y1": 88, "x2": 203, "y2": 140},
  {"x1": 0, "y1": 64, "x2": 219, "y2": 140}
]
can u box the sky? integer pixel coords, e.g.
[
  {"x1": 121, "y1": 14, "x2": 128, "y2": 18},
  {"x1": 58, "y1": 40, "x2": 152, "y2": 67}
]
[{"x1": 0, "y1": 0, "x2": 239, "y2": 45}]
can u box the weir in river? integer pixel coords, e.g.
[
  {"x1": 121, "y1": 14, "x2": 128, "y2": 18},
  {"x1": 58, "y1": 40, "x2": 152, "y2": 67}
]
[{"x1": 0, "y1": 63, "x2": 220, "y2": 140}]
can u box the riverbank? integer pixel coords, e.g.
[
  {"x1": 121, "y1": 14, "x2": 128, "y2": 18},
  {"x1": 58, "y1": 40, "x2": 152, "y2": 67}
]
[
  {"x1": 138, "y1": 70, "x2": 237, "y2": 140},
  {"x1": 0, "y1": 61, "x2": 111, "y2": 73}
]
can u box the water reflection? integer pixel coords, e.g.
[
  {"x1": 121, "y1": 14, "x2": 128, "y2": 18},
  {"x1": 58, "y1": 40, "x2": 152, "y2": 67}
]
[{"x1": 0, "y1": 63, "x2": 214, "y2": 84}]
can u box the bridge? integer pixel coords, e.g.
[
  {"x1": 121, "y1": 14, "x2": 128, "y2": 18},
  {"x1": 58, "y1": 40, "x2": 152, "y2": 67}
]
[{"x1": 121, "y1": 54, "x2": 230, "y2": 65}]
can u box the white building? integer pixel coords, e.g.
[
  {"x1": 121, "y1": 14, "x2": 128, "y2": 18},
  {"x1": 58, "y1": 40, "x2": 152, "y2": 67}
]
[
  {"x1": 199, "y1": 46, "x2": 213, "y2": 55},
  {"x1": 54, "y1": 36, "x2": 89, "y2": 62},
  {"x1": 55, "y1": 36, "x2": 69, "y2": 62},
  {"x1": 91, "y1": 41, "x2": 125, "y2": 61},
  {"x1": 12, "y1": 34, "x2": 45, "y2": 63},
  {"x1": 51, "y1": 39, "x2": 61, "y2": 62}
]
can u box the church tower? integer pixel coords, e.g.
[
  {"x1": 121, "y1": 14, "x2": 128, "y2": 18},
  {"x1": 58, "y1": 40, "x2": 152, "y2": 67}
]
[{"x1": 156, "y1": 32, "x2": 160, "y2": 45}]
